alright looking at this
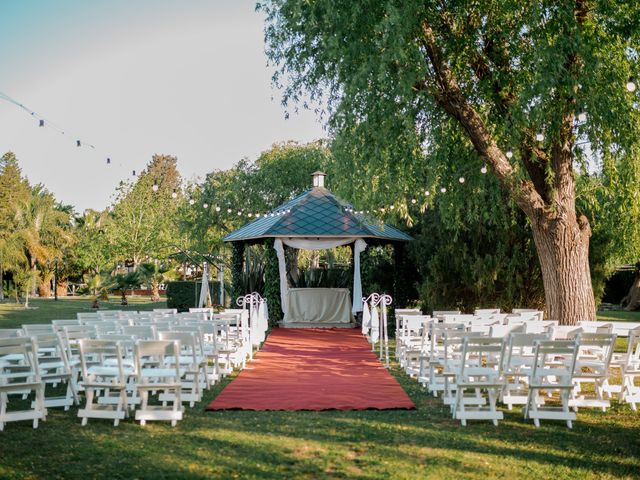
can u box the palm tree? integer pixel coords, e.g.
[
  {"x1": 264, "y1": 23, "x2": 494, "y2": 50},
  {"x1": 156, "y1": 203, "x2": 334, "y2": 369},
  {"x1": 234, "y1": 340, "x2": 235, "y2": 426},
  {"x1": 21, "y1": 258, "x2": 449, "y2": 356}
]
[
  {"x1": 108, "y1": 271, "x2": 141, "y2": 305},
  {"x1": 138, "y1": 263, "x2": 178, "y2": 302},
  {"x1": 14, "y1": 187, "x2": 73, "y2": 305}
]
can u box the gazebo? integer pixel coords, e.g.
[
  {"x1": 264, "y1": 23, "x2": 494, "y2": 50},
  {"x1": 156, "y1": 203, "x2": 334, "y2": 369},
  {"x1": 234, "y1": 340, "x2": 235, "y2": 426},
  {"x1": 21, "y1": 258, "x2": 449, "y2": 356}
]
[{"x1": 224, "y1": 172, "x2": 413, "y2": 327}]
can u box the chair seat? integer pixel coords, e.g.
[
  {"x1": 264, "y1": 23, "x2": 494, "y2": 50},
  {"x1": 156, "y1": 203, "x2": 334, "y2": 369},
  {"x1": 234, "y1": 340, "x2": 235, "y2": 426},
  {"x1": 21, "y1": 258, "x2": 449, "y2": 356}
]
[{"x1": 87, "y1": 365, "x2": 134, "y2": 377}]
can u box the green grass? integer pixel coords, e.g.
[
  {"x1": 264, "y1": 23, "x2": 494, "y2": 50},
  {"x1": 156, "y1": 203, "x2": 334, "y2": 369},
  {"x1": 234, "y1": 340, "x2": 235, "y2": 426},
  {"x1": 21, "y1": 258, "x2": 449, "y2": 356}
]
[
  {"x1": 597, "y1": 310, "x2": 640, "y2": 323},
  {"x1": 0, "y1": 296, "x2": 167, "y2": 329},
  {"x1": 0, "y1": 304, "x2": 639, "y2": 479}
]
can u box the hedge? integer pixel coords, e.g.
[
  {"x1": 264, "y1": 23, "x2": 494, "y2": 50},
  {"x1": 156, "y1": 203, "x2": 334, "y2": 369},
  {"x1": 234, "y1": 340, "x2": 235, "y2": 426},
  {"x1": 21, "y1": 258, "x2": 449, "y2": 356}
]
[{"x1": 166, "y1": 281, "x2": 222, "y2": 312}]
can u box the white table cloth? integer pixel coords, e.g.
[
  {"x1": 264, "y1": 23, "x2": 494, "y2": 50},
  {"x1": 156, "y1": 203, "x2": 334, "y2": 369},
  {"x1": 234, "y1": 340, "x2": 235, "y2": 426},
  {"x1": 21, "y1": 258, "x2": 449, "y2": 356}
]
[{"x1": 284, "y1": 288, "x2": 354, "y2": 324}]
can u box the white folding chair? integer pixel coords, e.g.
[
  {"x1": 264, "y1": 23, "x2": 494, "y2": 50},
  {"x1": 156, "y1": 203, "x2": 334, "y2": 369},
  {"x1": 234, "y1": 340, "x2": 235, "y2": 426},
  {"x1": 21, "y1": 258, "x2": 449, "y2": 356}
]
[
  {"x1": 133, "y1": 340, "x2": 184, "y2": 426},
  {"x1": 31, "y1": 332, "x2": 79, "y2": 410},
  {"x1": 158, "y1": 331, "x2": 206, "y2": 406},
  {"x1": 77, "y1": 339, "x2": 133, "y2": 426},
  {"x1": 610, "y1": 326, "x2": 640, "y2": 410},
  {"x1": 0, "y1": 337, "x2": 46, "y2": 430},
  {"x1": 500, "y1": 332, "x2": 551, "y2": 409},
  {"x1": 566, "y1": 332, "x2": 617, "y2": 411},
  {"x1": 452, "y1": 337, "x2": 505, "y2": 426},
  {"x1": 524, "y1": 340, "x2": 579, "y2": 428}
]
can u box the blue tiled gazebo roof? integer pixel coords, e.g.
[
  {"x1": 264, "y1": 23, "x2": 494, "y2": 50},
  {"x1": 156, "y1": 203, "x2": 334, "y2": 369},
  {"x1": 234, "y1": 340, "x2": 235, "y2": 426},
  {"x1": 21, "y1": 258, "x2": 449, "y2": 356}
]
[{"x1": 223, "y1": 184, "x2": 413, "y2": 243}]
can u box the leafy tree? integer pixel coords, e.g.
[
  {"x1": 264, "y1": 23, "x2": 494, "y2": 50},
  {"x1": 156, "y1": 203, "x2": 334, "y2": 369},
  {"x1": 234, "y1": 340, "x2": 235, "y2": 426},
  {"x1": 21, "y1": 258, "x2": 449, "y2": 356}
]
[
  {"x1": 260, "y1": 1, "x2": 640, "y2": 324},
  {"x1": 73, "y1": 209, "x2": 113, "y2": 275},
  {"x1": 108, "y1": 155, "x2": 181, "y2": 267},
  {"x1": 0, "y1": 152, "x2": 30, "y2": 300}
]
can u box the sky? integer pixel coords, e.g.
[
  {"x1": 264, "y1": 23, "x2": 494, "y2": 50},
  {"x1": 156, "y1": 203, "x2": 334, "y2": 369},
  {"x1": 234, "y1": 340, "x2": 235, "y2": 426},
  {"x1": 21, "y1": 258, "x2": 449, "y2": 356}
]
[{"x1": 0, "y1": 0, "x2": 326, "y2": 212}]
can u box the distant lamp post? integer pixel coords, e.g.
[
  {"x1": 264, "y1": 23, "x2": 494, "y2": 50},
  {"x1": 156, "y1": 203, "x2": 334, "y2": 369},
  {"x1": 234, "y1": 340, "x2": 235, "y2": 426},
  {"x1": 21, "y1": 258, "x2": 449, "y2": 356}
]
[{"x1": 54, "y1": 257, "x2": 59, "y2": 301}]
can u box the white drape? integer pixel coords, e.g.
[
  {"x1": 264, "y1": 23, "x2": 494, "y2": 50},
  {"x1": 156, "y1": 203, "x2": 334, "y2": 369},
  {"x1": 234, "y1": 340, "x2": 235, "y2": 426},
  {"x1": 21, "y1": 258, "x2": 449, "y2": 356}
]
[
  {"x1": 273, "y1": 236, "x2": 368, "y2": 317},
  {"x1": 352, "y1": 239, "x2": 367, "y2": 314},
  {"x1": 281, "y1": 237, "x2": 356, "y2": 250},
  {"x1": 361, "y1": 300, "x2": 371, "y2": 336},
  {"x1": 274, "y1": 239, "x2": 289, "y2": 315},
  {"x1": 198, "y1": 262, "x2": 209, "y2": 308}
]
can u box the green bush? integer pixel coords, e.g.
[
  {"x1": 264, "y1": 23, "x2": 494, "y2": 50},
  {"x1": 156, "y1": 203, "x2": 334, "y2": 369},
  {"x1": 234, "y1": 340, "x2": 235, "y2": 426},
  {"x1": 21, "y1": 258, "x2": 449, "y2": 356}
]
[{"x1": 166, "y1": 281, "x2": 222, "y2": 312}]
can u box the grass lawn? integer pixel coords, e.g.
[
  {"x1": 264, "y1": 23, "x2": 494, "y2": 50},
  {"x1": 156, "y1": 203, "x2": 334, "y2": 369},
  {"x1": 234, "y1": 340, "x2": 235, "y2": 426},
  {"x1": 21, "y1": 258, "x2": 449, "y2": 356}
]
[{"x1": 0, "y1": 303, "x2": 638, "y2": 479}]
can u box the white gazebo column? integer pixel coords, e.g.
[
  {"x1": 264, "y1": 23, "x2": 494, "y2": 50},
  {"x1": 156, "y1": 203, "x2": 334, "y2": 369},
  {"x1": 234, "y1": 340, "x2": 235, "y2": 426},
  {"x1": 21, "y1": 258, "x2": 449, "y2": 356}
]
[
  {"x1": 352, "y1": 239, "x2": 367, "y2": 314},
  {"x1": 273, "y1": 238, "x2": 288, "y2": 316}
]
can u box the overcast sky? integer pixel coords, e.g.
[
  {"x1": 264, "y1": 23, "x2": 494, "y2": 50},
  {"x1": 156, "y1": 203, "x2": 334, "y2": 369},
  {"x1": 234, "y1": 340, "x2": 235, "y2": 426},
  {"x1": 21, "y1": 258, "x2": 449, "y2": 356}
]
[{"x1": 0, "y1": 0, "x2": 325, "y2": 212}]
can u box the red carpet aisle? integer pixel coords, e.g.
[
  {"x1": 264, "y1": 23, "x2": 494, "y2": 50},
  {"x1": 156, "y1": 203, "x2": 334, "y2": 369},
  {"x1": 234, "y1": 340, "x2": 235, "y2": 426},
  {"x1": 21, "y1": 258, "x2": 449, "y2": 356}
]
[{"x1": 206, "y1": 328, "x2": 415, "y2": 411}]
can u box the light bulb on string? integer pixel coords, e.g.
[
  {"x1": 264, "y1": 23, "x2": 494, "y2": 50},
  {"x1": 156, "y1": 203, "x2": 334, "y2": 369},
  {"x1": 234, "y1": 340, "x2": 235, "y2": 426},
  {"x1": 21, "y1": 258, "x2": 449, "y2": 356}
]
[
  {"x1": 132, "y1": 170, "x2": 136, "y2": 177},
  {"x1": 248, "y1": 213, "x2": 252, "y2": 217},
  {"x1": 227, "y1": 208, "x2": 232, "y2": 214},
  {"x1": 411, "y1": 198, "x2": 417, "y2": 204},
  {"x1": 425, "y1": 191, "x2": 430, "y2": 196},
  {"x1": 390, "y1": 204, "x2": 395, "y2": 210},
  {"x1": 106, "y1": 158, "x2": 111, "y2": 165},
  {"x1": 440, "y1": 187, "x2": 447, "y2": 193},
  {"x1": 626, "y1": 77, "x2": 636, "y2": 92},
  {"x1": 189, "y1": 198, "x2": 195, "y2": 206},
  {"x1": 39, "y1": 119, "x2": 44, "y2": 127},
  {"x1": 237, "y1": 211, "x2": 242, "y2": 216},
  {"x1": 459, "y1": 177, "x2": 465, "y2": 183},
  {"x1": 536, "y1": 132, "x2": 544, "y2": 142},
  {"x1": 481, "y1": 165, "x2": 488, "y2": 174},
  {"x1": 152, "y1": 184, "x2": 159, "y2": 192},
  {"x1": 203, "y1": 203, "x2": 209, "y2": 209},
  {"x1": 215, "y1": 206, "x2": 221, "y2": 212},
  {"x1": 171, "y1": 190, "x2": 177, "y2": 199},
  {"x1": 578, "y1": 111, "x2": 587, "y2": 122},
  {"x1": 506, "y1": 150, "x2": 513, "y2": 159},
  {"x1": 76, "y1": 140, "x2": 81, "y2": 147}
]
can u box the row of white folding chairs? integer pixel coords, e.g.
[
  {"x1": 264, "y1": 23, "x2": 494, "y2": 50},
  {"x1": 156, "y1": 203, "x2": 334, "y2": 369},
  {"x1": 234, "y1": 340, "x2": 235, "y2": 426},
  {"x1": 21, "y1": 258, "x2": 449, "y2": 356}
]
[
  {"x1": 0, "y1": 324, "x2": 234, "y2": 430},
  {"x1": 398, "y1": 317, "x2": 618, "y2": 377},
  {"x1": 413, "y1": 324, "x2": 639, "y2": 427}
]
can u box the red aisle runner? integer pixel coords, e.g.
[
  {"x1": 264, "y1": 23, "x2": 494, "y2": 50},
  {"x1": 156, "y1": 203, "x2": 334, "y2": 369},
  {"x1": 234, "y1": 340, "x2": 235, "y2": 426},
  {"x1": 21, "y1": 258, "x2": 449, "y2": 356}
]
[{"x1": 206, "y1": 328, "x2": 415, "y2": 411}]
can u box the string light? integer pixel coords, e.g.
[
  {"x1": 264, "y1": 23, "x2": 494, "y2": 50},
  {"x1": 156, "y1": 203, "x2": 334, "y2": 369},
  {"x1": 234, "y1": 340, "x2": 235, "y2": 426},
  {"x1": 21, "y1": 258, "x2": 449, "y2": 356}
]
[
  {"x1": 440, "y1": 187, "x2": 447, "y2": 193},
  {"x1": 76, "y1": 140, "x2": 81, "y2": 147},
  {"x1": 132, "y1": 170, "x2": 136, "y2": 177},
  {"x1": 626, "y1": 76, "x2": 636, "y2": 92},
  {"x1": 171, "y1": 189, "x2": 178, "y2": 199},
  {"x1": 227, "y1": 208, "x2": 232, "y2": 213},
  {"x1": 39, "y1": 119, "x2": 44, "y2": 127},
  {"x1": 189, "y1": 198, "x2": 195, "y2": 205},
  {"x1": 215, "y1": 206, "x2": 221, "y2": 212},
  {"x1": 481, "y1": 165, "x2": 488, "y2": 174},
  {"x1": 506, "y1": 150, "x2": 513, "y2": 159},
  {"x1": 203, "y1": 203, "x2": 209, "y2": 209},
  {"x1": 106, "y1": 158, "x2": 111, "y2": 164},
  {"x1": 577, "y1": 111, "x2": 587, "y2": 122},
  {"x1": 411, "y1": 198, "x2": 417, "y2": 204},
  {"x1": 536, "y1": 132, "x2": 545, "y2": 142},
  {"x1": 152, "y1": 184, "x2": 159, "y2": 192},
  {"x1": 459, "y1": 177, "x2": 465, "y2": 183}
]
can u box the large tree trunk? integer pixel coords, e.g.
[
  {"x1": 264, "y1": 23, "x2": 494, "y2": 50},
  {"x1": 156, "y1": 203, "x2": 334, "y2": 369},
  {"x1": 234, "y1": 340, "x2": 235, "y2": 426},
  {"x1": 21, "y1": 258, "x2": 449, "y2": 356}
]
[
  {"x1": 622, "y1": 264, "x2": 640, "y2": 311},
  {"x1": 530, "y1": 215, "x2": 596, "y2": 324},
  {"x1": 420, "y1": 13, "x2": 597, "y2": 326}
]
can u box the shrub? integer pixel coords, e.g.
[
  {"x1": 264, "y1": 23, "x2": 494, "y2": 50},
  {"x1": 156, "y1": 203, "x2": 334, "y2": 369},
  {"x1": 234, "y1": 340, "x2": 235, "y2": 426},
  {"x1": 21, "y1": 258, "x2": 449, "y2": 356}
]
[{"x1": 166, "y1": 281, "x2": 221, "y2": 312}]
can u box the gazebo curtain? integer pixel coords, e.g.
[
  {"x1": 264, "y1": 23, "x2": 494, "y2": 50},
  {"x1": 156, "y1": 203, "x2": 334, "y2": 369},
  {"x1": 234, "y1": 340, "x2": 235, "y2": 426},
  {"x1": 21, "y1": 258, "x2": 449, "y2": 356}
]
[{"x1": 273, "y1": 237, "x2": 367, "y2": 316}]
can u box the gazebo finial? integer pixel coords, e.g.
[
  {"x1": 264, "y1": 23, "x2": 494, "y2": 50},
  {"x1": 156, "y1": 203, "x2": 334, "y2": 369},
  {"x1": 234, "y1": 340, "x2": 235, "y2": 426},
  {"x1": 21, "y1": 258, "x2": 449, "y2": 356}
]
[{"x1": 312, "y1": 171, "x2": 326, "y2": 188}]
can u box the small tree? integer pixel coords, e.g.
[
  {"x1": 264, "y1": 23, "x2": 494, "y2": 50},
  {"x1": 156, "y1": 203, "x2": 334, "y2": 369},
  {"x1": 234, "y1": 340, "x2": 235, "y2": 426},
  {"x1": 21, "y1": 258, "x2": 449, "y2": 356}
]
[
  {"x1": 108, "y1": 272, "x2": 141, "y2": 306},
  {"x1": 138, "y1": 263, "x2": 178, "y2": 302}
]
